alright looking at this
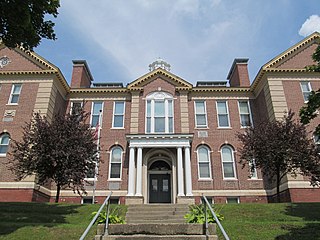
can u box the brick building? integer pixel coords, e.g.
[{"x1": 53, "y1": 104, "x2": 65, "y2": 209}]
[{"x1": 0, "y1": 32, "x2": 319, "y2": 204}]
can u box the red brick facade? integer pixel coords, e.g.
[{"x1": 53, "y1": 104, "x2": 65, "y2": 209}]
[{"x1": 0, "y1": 33, "x2": 320, "y2": 204}]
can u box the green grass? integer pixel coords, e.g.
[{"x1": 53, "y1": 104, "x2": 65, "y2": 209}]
[
  {"x1": 0, "y1": 202, "x2": 126, "y2": 240},
  {"x1": 215, "y1": 203, "x2": 320, "y2": 240},
  {"x1": 0, "y1": 202, "x2": 319, "y2": 240}
]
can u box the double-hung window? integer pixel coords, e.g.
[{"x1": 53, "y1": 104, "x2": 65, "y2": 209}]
[
  {"x1": 197, "y1": 146, "x2": 211, "y2": 179},
  {"x1": 70, "y1": 101, "x2": 83, "y2": 115},
  {"x1": 217, "y1": 101, "x2": 230, "y2": 128},
  {"x1": 113, "y1": 101, "x2": 125, "y2": 128},
  {"x1": 195, "y1": 101, "x2": 207, "y2": 128},
  {"x1": 300, "y1": 81, "x2": 312, "y2": 102},
  {"x1": 90, "y1": 101, "x2": 103, "y2": 127},
  {"x1": 221, "y1": 145, "x2": 236, "y2": 179},
  {"x1": 109, "y1": 147, "x2": 123, "y2": 179},
  {"x1": 249, "y1": 159, "x2": 257, "y2": 179},
  {"x1": 0, "y1": 133, "x2": 10, "y2": 156},
  {"x1": 146, "y1": 92, "x2": 173, "y2": 133},
  {"x1": 8, "y1": 84, "x2": 22, "y2": 104},
  {"x1": 238, "y1": 100, "x2": 252, "y2": 127}
]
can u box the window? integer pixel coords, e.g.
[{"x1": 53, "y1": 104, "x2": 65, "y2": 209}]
[
  {"x1": 70, "y1": 101, "x2": 83, "y2": 115},
  {"x1": 82, "y1": 197, "x2": 93, "y2": 204},
  {"x1": 86, "y1": 162, "x2": 96, "y2": 179},
  {"x1": 113, "y1": 101, "x2": 125, "y2": 128},
  {"x1": 314, "y1": 134, "x2": 320, "y2": 153},
  {"x1": 300, "y1": 81, "x2": 312, "y2": 102},
  {"x1": 238, "y1": 101, "x2": 252, "y2": 127},
  {"x1": 221, "y1": 145, "x2": 236, "y2": 179},
  {"x1": 109, "y1": 147, "x2": 123, "y2": 179},
  {"x1": 217, "y1": 101, "x2": 230, "y2": 127},
  {"x1": 197, "y1": 146, "x2": 211, "y2": 179},
  {"x1": 146, "y1": 92, "x2": 173, "y2": 133},
  {"x1": 249, "y1": 159, "x2": 257, "y2": 179},
  {"x1": 226, "y1": 197, "x2": 239, "y2": 204},
  {"x1": 8, "y1": 84, "x2": 22, "y2": 104},
  {"x1": 195, "y1": 101, "x2": 207, "y2": 128},
  {"x1": 0, "y1": 133, "x2": 10, "y2": 156},
  {"x1": 90, "y1": 101, "x2": 103, "y2": 127}
]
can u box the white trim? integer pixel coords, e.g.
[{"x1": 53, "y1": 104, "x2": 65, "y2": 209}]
[
  {"x1": 112, "y1": 101, "x2": 125, "y2": 128},
  {"x1": 300, "y1": 81, "x2": 312, "y2": 102},
  {"x1": 8, "y1": 83, "x2": 22, "y2": 104},
  {"x1": 197, "y1": 145, "x2": 212, "y2": 179},
  {"x1": 221, "y1": 145, "x2": 237, "y2": 179},
  {"x1": 194, "y1": 100, "x2": 208, "y2": 128},
  {"x1": 216, "y1": 100, "x2": 231, "y2": 128},
  {"x1": 108, "y1": 146, "x2": 123, "y2": 180}
]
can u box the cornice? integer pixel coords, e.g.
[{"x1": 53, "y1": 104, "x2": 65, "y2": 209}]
[
  {"x1": 70, "y1": 88, "x2": 128, "y2": 94},
  {"x1": 192, "y1": 87, "x2": 251, "y2": 92}
]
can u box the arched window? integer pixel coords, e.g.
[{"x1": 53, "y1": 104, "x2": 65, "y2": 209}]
[
  {"x1": 109, "y1": 147, "x2": 123, "y2": 179},
  {"x1": 221, "y1": 145, "x2": 236, "y2": 179},
  {"x1": 197, "y1": 146, "x2": 211, "y2": 179},
  {"x1": 146, "y1": 92, "x2": 174, "y2": 133},
  {"x1": 0, "y1": 133, "x2": 10, "y2": 156}
]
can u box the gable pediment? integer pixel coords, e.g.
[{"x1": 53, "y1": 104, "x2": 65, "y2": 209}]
[
  {"x1": 263, "y1": 32, "x2": 320, "y2": 71},
  {"x1": 127, "y1": 68, "x2": 193, "y2": 91},
  {"x1": 0, "y1": 44, "x2": 59, "y2": 72}
]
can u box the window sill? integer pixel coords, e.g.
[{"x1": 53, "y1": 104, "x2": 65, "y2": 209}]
[
  {"x1": 0, "y1": 154, "x2": 7, "y2": 158},
  {"x1": 84, "y1": 178, "x2": 97, "y2": 181},
  {"x1": 218, "y1": 127, "x2": 232, "y2": 129},
  {"x1": 195, "y1": 127, "x2": 209, "y2": 129},
  {"x1": 108, "y1": 179, "x2": 122, "y2": 182},
  {"x1": 223, "y1": 178, "x2": 238, "y2": 181},
  {"x1": 247, "y1": 178, "x2": 261, "y2": 180},
  {"x1": 111, "y1": 127, "x2": 125, "y2": 130},
  {"x1": 6, "y1": 103, "x2": 18, "y2": 106},
  {"x1": 198, "y1": 178, "x2": 213, "y2": 181}
]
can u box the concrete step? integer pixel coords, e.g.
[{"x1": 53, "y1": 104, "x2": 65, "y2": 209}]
[
  {"x1": 97, "y1": 223, "x2": 216, "y2": 236},
  {"x1": 101, "y1": 234, "x2": 218, "y2": 240},
  {"x1": 126, "y1": 219, "x2": 186, "y2": 224}
]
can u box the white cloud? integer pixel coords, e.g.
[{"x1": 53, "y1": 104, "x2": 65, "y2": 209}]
[{"x1": 299, "y1": 15, "x2": 320, "y2": 37}]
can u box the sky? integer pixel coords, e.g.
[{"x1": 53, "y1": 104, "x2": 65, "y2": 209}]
[{"x1": 36, "y1": 0, "x2": 320, "y2": 86}]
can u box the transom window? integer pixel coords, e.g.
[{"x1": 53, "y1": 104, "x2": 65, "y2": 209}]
[
  {"x1": 238, "y1": 100, "x2": 252, "y2": 127},
  {"x1": 146, "y1": 92, "x2": 174, "y2": 133},
  {"x1": 221, "y1": 145, "x2": 236, "y2": 179},
  {"x1": 300, "y1": 81, "x2": 312, "y2": 102},
  {"x1": 113, "y1": 101, "x2": 125, "y2": 128},
  {"x1": 0, "y1": 133, "x2": 10, "y2": 156},
  {"x1": 109, "y1": 147, "x2": 123, "y2": 179},
  {"x1": 197, "y1": 146, "x2": 211, "y2": 179},
  {"x1": 8, "y1": 84, "x2": 22, "y2": 104},
  {"x1": 217, "y1": 101, "x2": 230, "y2": 128},
  {"x1": 195, "y1": 101, "x2": 207, "y2": 128},
  {"x1": 90, "y1": 101, "x2": 103, "y2": 127}
]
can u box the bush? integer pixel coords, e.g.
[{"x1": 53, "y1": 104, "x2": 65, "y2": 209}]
[
  {"x1": 184, "y1": 204, "x2": 224, "y2": 224},
  {"x1": 92, "y1": 205, "x2": 126, "y2": 224}
]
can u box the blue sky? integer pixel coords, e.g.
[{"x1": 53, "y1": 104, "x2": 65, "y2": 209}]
[{"x1": 36, "y1": 0, "x2": 320, "y2": 85}]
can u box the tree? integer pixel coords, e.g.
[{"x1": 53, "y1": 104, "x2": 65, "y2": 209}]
[
  {"x1": 237, "y1": 111, "x2": 320, "y2": 202},
  {"x1": 0, "y1": 0, "x2": 60, "y2": 50},
  {"x1": 9, "y1": 111, "x2": 98, "y2": 203}
]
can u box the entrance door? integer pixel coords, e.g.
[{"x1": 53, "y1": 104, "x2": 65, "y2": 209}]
[{"x1": 149, "y1": 174, "x2": 171, "y2": 203}]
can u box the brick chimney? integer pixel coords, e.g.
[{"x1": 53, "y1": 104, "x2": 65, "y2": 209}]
[
  {"x1": 227, "y1": 58, "x2": 250, "y2": 87},
  {"x1": 70, "y1": 60, "x2": 93, "y2": 88}
]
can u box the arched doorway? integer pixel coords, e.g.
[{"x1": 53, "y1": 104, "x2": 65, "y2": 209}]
[{"x1": 148, "y1": 160, "x2": 172, "y2": 203}]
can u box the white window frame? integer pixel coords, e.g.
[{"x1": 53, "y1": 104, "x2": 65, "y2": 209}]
[
  {"x1": 90, "y1": 101, "x2": 103, "y2": 128},
  {"x1": 197, "y1": 145, "x2": 212, "y2": 179},
  {"x1": 8, "y1": 83, "x2": 22, "y2": 104},
  {"x1": 238, "y1": 100, "x2": 253, "y2": 128},
  {"x1": 108, "y1": 146, "x2": 123, "y2": 180},
  {"x1": 145, "y1": 92, "x2": 174, "y2": 134},
  {"x1": 216, "y1": 100, "x2": 231, "y2": 128},
  {"x1": 226, "y1": 197, "x2": 240, "y2": 204},
  {"x1": 70, "y1": 101, "x2": 83, "y2": 115},
  {"x1": 300, "y1": 81, "x2": 312, "y2": 102},
  {"x1": 221, "y1": 145, "x2": 237, "y2": 179},
  {"x1": 0, "y1": 133, "x2": 10, "y2": 157},
  {"x1": 112, "y1": 101, "x2": 125, "y2": 128},
  {"x1": 249, "y1": 159, "x2": 258, "y2": 179},
  {"x1": 194, "y1": 100, "x2": 208, "y2": 128}
]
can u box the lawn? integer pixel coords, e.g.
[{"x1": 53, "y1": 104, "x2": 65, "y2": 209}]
[
  {"x1": 0, "y1": 202, "x2": 319, "y2": 240},
  {"x1": 216, "y1": 203, "x2": 320, "y2": 240}
]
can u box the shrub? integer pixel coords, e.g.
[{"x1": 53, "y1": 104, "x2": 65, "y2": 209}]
[
  {"x1": 184, "y1": 204, "x2": 224, "y2": 224},
  {"x1": 92, "y1": 205, "x2": 126, "y2": 224}
]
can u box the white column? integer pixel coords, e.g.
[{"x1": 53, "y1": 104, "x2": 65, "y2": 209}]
[
  {"x1": 184, "y1": 146, "x2": 193, "y2": 196},
  {"x1": 127, "y1": 147, "x2": 135, "y2": 196},
  {"x1": 135, "y1": 147, "x2": 143, "y2": 196},
  {"x1": 177, "y1": 147, "x2": 185, "y2": 196}
]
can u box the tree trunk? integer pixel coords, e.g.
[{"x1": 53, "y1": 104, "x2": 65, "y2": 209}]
[
  {"x1": 55, "y1": 184, "x2": 61, "y2": 203},
  {"x1": 276, "y1": 172, "x2": 280, "y2": 203}
]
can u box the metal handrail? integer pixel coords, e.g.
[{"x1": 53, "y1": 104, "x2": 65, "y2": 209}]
[
  {"x1": 202, "y1": 195, "x2": 230, "y2": 240},
  {"x1": 79, "y1": 191, "x2": 113, "y2": 240}
]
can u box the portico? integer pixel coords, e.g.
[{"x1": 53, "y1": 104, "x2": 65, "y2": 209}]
[{"x1": 126, "y1": 134, "x2": 194, "y2": 204}]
